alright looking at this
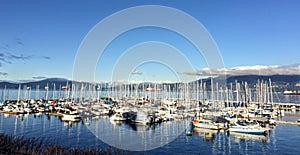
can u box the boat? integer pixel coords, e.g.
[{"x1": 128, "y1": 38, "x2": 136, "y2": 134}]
[
  {"x1": 192, "y1": 113, "x2": 229, "y2": 130},
  {"x1": 130, "y1": 111, "x2": 151, "y2": 125},
  {"x1": 192, "y1": 119, "x2": 221, "y2": 130},
  {"x1": 61, "y1": 113, "x2": 81, "y2": 122},
  {"x1": 2, "y1": 104, "x2": 21, "y2": 115},
  {"x1": 110, "y1": 112, "x2": 127, "y2": 121},
  {"x1": 60, "y1": 108, "x2": 81, "y2": 122},
  {"x1": 283, "y1": 90, "x2": 300, "y2": 95},
  {"x1": 186, "y1": 131, "x2": 192, "y2": 136},
  {"x1": 269, "y1": 118, "x2": 276, "y2": 125},
  {"x1": 162, "y1": 99, "x2": 177, "y2": 106},
  {"x1": 146, "y1": 87, "x2": 160, "y2": 92},
  {"x1": 228, "y1": 121, "x2": 268, "y2": 135}
]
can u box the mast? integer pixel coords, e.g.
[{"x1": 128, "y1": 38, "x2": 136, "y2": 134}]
[
  {"x1": 230, "y1": 83, "x2": 233, "y2": 107},
  {"x1": 52, "y1": 83, "x2": 56, "y2": 100},
  {"x1": 16, "y1": 84, "x2": 21, "y2": 102},
  {"x1": 45, "y1": 83, "x2": 49, "y2": 100},
  {"x1": 216, "y1": 82, "x2": 219, "y2": 102},
  {"x1": 200, "y1": 79, "x2": 203, "y2": 103},
  {"x1": 269, "y1": 78, "x2": 273, "y2": 105},
  {"x1": 3, "y1": 85, "x2": 7, "y2": 101},
  {"x1": 196, "y1": 80, "x2": 199, "y2": 102},
  {"x1": 235, "y1": 80, "x2": 239, "y2": 104},
  {"x1": 226, "y1": 86, "x2": 229, "y2": 107},
  {"x1": 27, "y1": 86, "x2": 31, "y2": 101},
  {"x1": 211, "y1": 77, "x2": 214, "y2": 102},
  {"x1": 36, "y1": 85, "x2": 39, "y2": 100}
]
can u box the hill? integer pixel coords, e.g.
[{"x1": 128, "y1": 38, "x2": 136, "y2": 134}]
[{"x1": 0, "y1": 75, "x2": 299, "y2": 91}]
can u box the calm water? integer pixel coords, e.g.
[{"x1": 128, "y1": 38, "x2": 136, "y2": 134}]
[{"x1": 1, "y1": 112, "x2": 300, "y2": 154}]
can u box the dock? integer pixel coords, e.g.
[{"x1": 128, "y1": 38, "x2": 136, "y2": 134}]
[
  {"x1": 48, "y1": 113, "x2": 63, "y2": 117},
  {"x1": 276, "y1": 121, "x2": 300, "y2": 125},
  {"x1": 215, "y1": 100, "x2": 300, "y2": 111},
  {"x1": 274, "y1": 103, "x2": 300, "y2": 111},
  {"x1": 0, "y1": 111, "x2": 18, "y2": 115}
]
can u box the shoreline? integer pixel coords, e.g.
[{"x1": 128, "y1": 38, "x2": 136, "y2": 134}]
[{"x1": 0, "y1": 133, "x2": 126, "y2": 155}]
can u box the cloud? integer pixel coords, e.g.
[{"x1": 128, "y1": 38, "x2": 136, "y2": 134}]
[
  {"x1": 7, "y1": 54, "x2": 51, "y2": 60},
  {"x1": 32, "y1": 76, "x2": 47, "y2": 80},
  {"x1": 0, "y1": 44, "x2": 10, "y2": 50},
  {"x1": 131, "y1": 70, "x2": 142, "y2": 75},
  {"x1": 0, "y1": 72, "x2": 8, "y2": 76},
  {"x1": 0, "y1": 38, "x2": 51, "y2": 68},
  {"x1": 0, "y1": 52, "x2": 51, "y2": 69},
  {"x1": 8, "y1": 54, "x2": 34, "y2": 60},
  {"x1": 0, "y1": 53, "x2": 5, "y2": 66},
  {"x1": 42, "y1": 56, "x2": 51, "y2": 60},
  {"x1": 15, "y1": 37, "x2": 24, "y2": 46},
  {"x1": 0, "y1": 53, "x2": 12, "y2": 66},
  {"x1": 183, "y1": 68, "x2": 227, "y2": 76},
  {"x1": 183, "y1": 64, "x2": 300, "y2": 76}
]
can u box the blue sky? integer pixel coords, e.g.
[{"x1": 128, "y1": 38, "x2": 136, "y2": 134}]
[{"x1": 0, "y1": 0, "x2": 299, "y2": 82}]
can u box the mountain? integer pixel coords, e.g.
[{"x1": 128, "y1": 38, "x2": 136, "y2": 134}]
[
  {"x1": 0, "y1": 75, "x2": 299, "y2": 91},
  {"x1": 226, "y1": 75, "x2": 300, "y2": 91},
  {"x1": 226, "y1": 74, "x2": 300, "y2": 84},
  {"x1": 0, "y1": 78, "x2": 69, "y2": 89}
]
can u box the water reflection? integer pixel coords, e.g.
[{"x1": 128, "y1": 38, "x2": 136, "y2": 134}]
[
  {"x1": 85, "y1": 116, "x2": 190, "y2": 151},
  {"x1": 193, "y1": 127, "x2": 218, "y2": 142},
  {"x1": 228, "y1": 132, "x2": 267, "y2": 143},
  {"x1": 63, "y1": 121, "x2": 75, "y2": 127},
  {"x1": 110, "y1": 119, "x2": 156, "y2": 132},
  {"x1": 1, "y1": 113, "x2": 300, "y2": 154}
]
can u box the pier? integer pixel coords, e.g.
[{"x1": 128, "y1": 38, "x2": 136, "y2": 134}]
[
  {"x1": 216, "y1": 100, "x2": 300, "y2": 111},
  {"x1": 274, "y1": 103, "x2": 300, "y2": 111},
  {"x1": 276, "y1": 121, "x2": 300, "y2": 125}
]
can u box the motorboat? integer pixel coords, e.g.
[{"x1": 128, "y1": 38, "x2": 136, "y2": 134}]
[
  {"x1": 110, "y1": 112, "x2": 127, "y2": 121},
  {"x1": 130, "y1": 111, "x2": 151, "y2": 125},
  {"x1": 192, "y1": 119, "x2": 221, "y2": 130},
  {"x1": 61, "y1": 113, "x2": 81, "y2": 122},
  {"x1": 228, "y1": 121, "x2": 268, "y2": 135},
  {"x1": 61, "y1": 108, "x2": 81, "y2": 122}
]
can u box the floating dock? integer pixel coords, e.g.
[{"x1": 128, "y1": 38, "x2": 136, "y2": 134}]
[{"x1": 276, "y1": 121, "x2": 300, "y2": 125}]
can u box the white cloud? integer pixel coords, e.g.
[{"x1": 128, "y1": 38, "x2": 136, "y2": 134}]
[
  {"x1": 131, "y1": 70, "x2": 142, "y2": 75},
  {"x1": 32, "y1": 76, "x2": 47, "y2": 80},
  {"x1": 184, "y1": 64, "x2": 300, "y2": 76}
]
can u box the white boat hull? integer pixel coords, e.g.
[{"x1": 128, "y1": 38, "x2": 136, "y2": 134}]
[
  {"x1": 62, "y1": 114, "x2": 81, "y2": 122},
  {"x1": 229, "y1": 127, "x2": 267, "y2": 135},
  {"x1": 228, "y1": 122, "x2": 268, "y2": 135},
  {"x1": 193, "y1": 120, "x2": 221, "y2": 130}
]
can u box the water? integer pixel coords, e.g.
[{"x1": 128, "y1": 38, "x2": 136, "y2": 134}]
[
  {"x1": 1, "y1": 88, "x2": 300, "y2": 154},
  {"x1": 1, "y1": 112, "x2": 300, "y2": 154}
]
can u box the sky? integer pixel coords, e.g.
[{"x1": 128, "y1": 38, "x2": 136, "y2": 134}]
[{"x1": 0, "y1": 0, "x2": 299, "y2": 82}]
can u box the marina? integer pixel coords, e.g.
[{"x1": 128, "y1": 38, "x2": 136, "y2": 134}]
[
  {"x1": 0, "y1": 79, "x2": 300, "y2": 153},
  {"x1": 1, "y1": 0, "x2": 300, "y2": 154}
]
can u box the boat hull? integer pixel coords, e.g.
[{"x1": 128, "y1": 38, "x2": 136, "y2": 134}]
[
  {"x1": 61, "y1": 114, "x2": 81, "y2": 122},
  {"x1": 192, "y1": 120, "x2": 221, "y2": 130},
  {"x1": 229, "y1": 127, "x2": 267, "y2": 135}
]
